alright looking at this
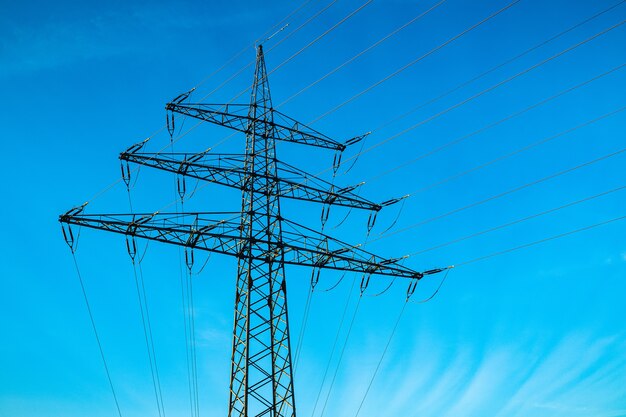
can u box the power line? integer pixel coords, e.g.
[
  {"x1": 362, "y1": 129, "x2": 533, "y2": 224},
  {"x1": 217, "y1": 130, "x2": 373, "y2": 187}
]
[
  {"x1": 365, "y1": 63, "x2": 625, "y2": 182},
  {"x1": 160, "y1": 0, "x2": 528, "y2": 209},
  {"x1": 319, "y1": 296, "x2": 362, "y2": 417},
  {"x1": 124, "y1": 44, "x2": 626, "y2": 222},
  {"x1": 186, "y1": 260, "x2": 200, "y2": 417},
  {"x1": 310, "y1": 277, "x2": 356, "y2": 417},
  {"x1": 293, "y1": 286, "x2": 314, "y2": 373},
  {"x1": 146, "y1": 86, "x2": 626, "y2": 237},
  {"x1": 266, "y1": 6, "x2": 625, "y2": 207},
  {"x1": 205, "y1": 0, "x2": 624, "y2": 175},
  {"x1": 336, "y1": 18, "x2": 626, "y2": 169},
  {"x1": 454, "y1": 214, "x2": 626, "y2": 267},
  {"x1": 406, "y1": 105, "x2": 626, "y2": 195},
  {"x1": 310, "y1": 0, "x2": 523, "y2": 123},
  {"x1": 169, "y1": 130, "x2": 199, "y2": 417},
  {"x1": 172, "y1": 0, "x2": 443, "y2": 173},
  {"x1": 197, "y1": 0, "x2": 338, "y2": 102},
  {"x1": 376, "y1": 145, "x2": 626, "y2": 242},
  {"x1": 212, "y1": 0, "x2": 374, "y2": 108},
  {"x1": 126, "y1": 190, "x2": 166, "y2": 417},
  {"x1": 131, "y1": 261, "x2": 165, "y2": 417},
  {"x1": 269, "y1": 0, "x2": 337, "y2": 51},
  {"x1": 272, "y1": 0, "x2": 372, "y2": 75},
  {"x1": 191, "y1": 0, "x2": 317, "y2": 91},
  {"x1": 69, "y1": 253, "x2": 124, "y2": 417},
  {"x1": 277, "y1": 0, "x2": 449, "y2": 108},
  {"x1": 368, "y1": 0, "x2": 626, "y2": 134},
  {"x1": 405, "y1": 184, "x2": 626, "y2": 257},
  {"x1": 353, "y1": 302, "x2": 406, "y2": 417},
  {"x1": 351, "y1": 185, "x2": 626, "y2": 411}
]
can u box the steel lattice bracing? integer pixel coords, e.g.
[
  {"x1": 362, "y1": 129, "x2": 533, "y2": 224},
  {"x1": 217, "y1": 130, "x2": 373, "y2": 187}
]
[
  {"x1": 59, "y1": 212, "x2": 441, "y2": 279},
  {"x1": 119, "y1": 151, "x2": 381, "y2": 211},
  {"x1": 230, "y1": 45, "x2": 294, "y2": 417},
  {"x1": 60, "y1": 44, "x2": 448, "y2": 417},
  {"x1": 165, "y1": 102, "x2": 347, "y2": 151}
]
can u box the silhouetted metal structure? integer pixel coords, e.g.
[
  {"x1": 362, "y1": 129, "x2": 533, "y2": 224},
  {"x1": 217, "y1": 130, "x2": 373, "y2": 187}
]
[{"x1": 60, "y1": 45, "x2": 446, "y2": 417}]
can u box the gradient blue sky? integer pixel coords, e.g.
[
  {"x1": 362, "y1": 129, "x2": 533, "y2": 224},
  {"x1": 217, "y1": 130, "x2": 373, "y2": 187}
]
[{"x1": 1, "y1": 0, "x2": 625, "y2": 416}]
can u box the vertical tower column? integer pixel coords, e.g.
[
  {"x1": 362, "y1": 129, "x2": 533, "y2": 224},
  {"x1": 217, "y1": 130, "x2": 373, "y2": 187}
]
[{"x1": 229, "y1": 45, "x2": 296, "y2": 417}]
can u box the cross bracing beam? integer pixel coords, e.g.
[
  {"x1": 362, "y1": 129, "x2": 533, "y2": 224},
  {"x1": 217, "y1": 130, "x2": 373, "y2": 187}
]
[
  {"x1": 165, "y1": 102, "x2": 358, "y2": 151},
  {"x1": 59, "y1": 210, "x2": 437, "y2": 280},
  {"x1": 120, "y1": 150, "x2": 382, "y2": 211}
]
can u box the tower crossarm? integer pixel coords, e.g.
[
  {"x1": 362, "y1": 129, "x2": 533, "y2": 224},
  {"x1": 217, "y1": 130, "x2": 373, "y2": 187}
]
[
  {"x1": 120, "y1": 150, "x2": 382, "y2": 211},
  {"x1": 59, "y1": 210, "x2": 441, "y2": 280},
  {"x1": 166, "y1": 102, "x2": 349, "y2": 151}
]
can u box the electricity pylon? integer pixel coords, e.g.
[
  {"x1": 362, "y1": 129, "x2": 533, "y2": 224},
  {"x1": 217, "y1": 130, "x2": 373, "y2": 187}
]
[{"x1": 60, "y1": 45, "x2": 447, "y2": 417}]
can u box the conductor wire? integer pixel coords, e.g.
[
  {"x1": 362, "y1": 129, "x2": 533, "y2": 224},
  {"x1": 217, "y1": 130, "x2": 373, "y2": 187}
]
[
  {"x1": 454, "y1": 214, "x2": 626, "y2": 267},
  {"x1": 368, "y1": 0, "x2": 626, "y2": 134},
  {"x1": 310, "y1": 276, "x2": 355, "y2": 417},
  {"x1": 404, "y1": 184, "x2": 626, "y2": 258},
  {"x1": 353, "y1": 301, "x2": 407, "y2": 417},
  {"x1": 69, "y1": 253, "x2": 123, "y2": 417},
  {"x1": 277, "y1": 0, "x2": 448, "y2": 108},
  {"x1": 310, "y1": 0, "x2": 523, "y2": 124},
  {"x1": 335, "y1": 19, "x2": 626, "y2": 168},
  {"x1": 371, "y1": 144, "x2": 626, "y2": 243},
  {"x1": 319, "y1": 294, "x2": 362, "y2": 417}
]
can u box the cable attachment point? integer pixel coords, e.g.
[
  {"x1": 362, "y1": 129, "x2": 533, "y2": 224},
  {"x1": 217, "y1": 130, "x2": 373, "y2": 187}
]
[
  {"x1": 360, "y1": 274, "x2": 371, "y2": 295},
  {"x1": 423, "y1": 265, "x2": 454, "y2": 275},
  {"x1": 176, "y1": 149, "x2": 209, "y2": 202},
  {"x1": 310, "y1": 268, "x2": 321, "y2": 290},
  {"x1": 166, "y1": 87, "x2": 195, "y2": 139},
  {"x1": 380, "y1": 255, "x2": 408, "y2": 266},
  {"x1": 177, "y1": 176, "x2": 186, "y2": 202},
  {"x1": 311, "y1": 238, "x2": 330, "y2": 290},
  {"x1": 126, "y1": 235, "x2": 137, "y2": 262},
  {"x1": 185, "y1": 247, "x2": 195, "y2": 272},
  {"x1": 122, "y1": 138, "x2": 150, "y2": 155},
  {"x1": 366, "y1": 211, "x2": 378, "y2": 235},
  {"x1": 60, "y1": 203, "x2": 87, "y2": 253},
  {"x1": 335, "y1": 132, "x2": 370, "y2": 175},
  {"x1": 263, "y1": 23, "x2": 289, "y2": 44},
  {"x1": 125, "y1": 213, "x2": 156, "y2": 262},
  {"x1": 360, "y1": 255, "x2": 382, "y2": 294},
  {"x1": 378, "y1": 194, "x2": 409, "y2": 235},
  {"x1": 344, "y1": 131, "x2": 371, "y2": 147},
  {"x1": 406, "y1": 280, "x2": 418, "y2": 301},
  {"x1": 332, "y1": 151, "x2": 343, "y2": 176},
  {"x1": 185, "y1": 215, "x2": 211, "y2": 272},
  {"x1": 380, "y1": 194, "x2": 410, "y2": 208},
  {"x1": 166, "y1": 111, "x2": 175, "y2": 139},
  {"x1": 338, "y1": 182, "x2": 365, "y2": 195},
  {"x1": 170, "y1": 88, "x2": 196, "y2": 105},
  {"x1": 321, "y1": 186, "x2": 335, "y2": 229},
  {"x1": 320, "y1": 204, "x2": 331, "y2": 230},
  {"x1": 121, "y1": 160, "x2": 132, "y2": 189}
]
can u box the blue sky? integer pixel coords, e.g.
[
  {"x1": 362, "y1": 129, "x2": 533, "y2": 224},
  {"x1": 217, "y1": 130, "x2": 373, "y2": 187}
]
[{"x1": 1, "y1": 0, "x2": 625, "y2": 416}]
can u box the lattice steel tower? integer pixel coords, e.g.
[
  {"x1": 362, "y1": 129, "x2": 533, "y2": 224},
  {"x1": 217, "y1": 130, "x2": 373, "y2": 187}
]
[{"x1": 60, "y1": 45, "x2": 446, "y2": 417}]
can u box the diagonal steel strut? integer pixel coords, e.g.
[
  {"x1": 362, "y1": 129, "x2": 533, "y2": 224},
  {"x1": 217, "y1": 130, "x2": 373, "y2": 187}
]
[
  {"x1": 120, "y1": 150, "x2": 381, "y2": 211},
  {"x1": 59, "y1": 210, "x2": 442, "y2": 280}
]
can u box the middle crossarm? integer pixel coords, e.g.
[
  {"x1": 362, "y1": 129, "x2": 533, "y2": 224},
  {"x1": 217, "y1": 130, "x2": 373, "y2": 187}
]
[{"x1": 120, "y1": 151, "x2": 381, "y2": 211}]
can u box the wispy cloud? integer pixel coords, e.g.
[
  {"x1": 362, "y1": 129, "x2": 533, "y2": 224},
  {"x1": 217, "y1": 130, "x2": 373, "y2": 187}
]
[{"x1": 311, "y1": 328, "x2": 626, "y2": 417}]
